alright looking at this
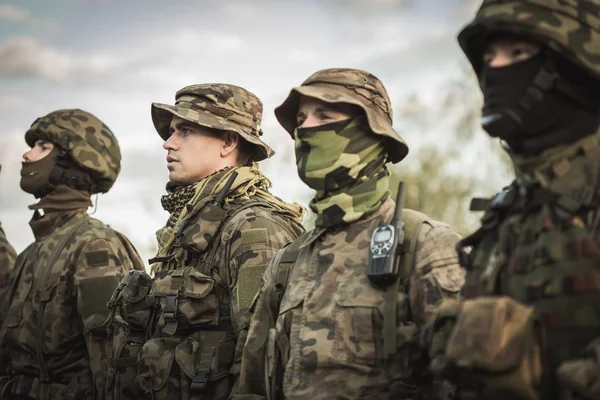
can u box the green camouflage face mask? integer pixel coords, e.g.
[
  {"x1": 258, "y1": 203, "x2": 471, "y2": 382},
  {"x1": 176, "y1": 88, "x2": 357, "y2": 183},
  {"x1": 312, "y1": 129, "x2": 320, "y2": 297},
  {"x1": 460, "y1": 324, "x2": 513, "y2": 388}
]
[{"x1": 294, "y1": 116, "x2": 390, "y2": 228}]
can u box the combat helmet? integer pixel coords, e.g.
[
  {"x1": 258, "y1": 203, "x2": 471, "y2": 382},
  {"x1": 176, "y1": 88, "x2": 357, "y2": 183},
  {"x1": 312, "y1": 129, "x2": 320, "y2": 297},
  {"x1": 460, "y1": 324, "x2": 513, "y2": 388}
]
[
  {"x1": 275, "y1": 68, "x2": 409, "y2": 164},
  {"x1": 25, "y1": 109, "x2": 121, "y2": 194},
  {"x1": 458, "y1": 0, "x2": 600, "y2": 80},
  {"x1": 152, "y1": 84, "x2": 274, "y2": 162}
]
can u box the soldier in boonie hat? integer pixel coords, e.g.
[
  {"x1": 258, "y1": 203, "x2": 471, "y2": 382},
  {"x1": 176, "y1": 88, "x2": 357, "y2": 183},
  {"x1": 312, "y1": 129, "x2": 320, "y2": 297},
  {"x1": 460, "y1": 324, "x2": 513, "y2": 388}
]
[
  {"x1": 275, "y1": 67, "x2": 408, "y2": 163},
  {"x1": 152, "y1": 83, "x2": 274, "y2": 164},
  {"x1": 234, "y1": 69, "x2": 463, "y2": 400}
]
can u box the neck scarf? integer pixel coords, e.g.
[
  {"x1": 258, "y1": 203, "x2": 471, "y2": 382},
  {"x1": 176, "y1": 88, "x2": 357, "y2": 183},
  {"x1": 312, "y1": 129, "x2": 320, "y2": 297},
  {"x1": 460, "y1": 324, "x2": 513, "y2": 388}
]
[{"x1": 294, "y1": 116, "x2": 390, "y2": 228}]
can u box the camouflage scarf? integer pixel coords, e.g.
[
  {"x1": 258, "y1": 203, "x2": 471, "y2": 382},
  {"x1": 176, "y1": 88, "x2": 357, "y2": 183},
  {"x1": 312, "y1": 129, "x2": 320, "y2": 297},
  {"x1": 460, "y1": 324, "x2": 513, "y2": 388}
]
[{"x1": 295, "y1": 116, "x2": 390, "y2": 228}]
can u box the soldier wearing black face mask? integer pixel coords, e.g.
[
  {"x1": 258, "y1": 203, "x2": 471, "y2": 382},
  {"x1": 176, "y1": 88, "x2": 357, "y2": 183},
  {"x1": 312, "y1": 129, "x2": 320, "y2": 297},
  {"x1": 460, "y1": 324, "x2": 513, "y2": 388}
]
[
  {"x1": 479, "y1": 33, "x2": 600, "y2": 156},
  {"x1": 423, "y1": 2, "x2": 600, "y2": 400}
]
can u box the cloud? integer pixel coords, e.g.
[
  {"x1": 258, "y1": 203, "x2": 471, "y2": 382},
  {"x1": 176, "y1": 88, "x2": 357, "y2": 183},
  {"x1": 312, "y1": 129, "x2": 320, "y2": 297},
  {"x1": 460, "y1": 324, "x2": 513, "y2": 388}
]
[
  {"x1": 0, "y1": 4, "x2": 58, "y2": 29},
  {"x1": 0, "y1": 36, "x2": 125, "y2": 81}
]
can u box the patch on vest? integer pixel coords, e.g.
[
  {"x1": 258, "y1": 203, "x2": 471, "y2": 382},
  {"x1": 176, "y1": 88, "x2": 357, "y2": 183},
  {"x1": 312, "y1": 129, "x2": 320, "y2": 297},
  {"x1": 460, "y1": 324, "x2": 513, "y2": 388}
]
[
  {"x1": 237, "y1": 264, "x2": 268, "y2": 311},
  {"x1": 431, "y1": 265, "x2": 465, "y2": 292},
  {"x1": 86, "y1": 250, "x2": 109, "y2": 267},
  {"x1": 241, "y1": 228, "x2": 268, "y2": 250}
]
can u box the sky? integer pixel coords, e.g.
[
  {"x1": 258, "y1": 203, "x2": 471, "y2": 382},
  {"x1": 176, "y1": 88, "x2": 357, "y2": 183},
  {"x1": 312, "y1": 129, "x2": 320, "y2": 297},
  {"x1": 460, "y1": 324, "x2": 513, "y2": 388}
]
[{"x1": 0, "y1": 0, "x2": 486, "y2": 262}]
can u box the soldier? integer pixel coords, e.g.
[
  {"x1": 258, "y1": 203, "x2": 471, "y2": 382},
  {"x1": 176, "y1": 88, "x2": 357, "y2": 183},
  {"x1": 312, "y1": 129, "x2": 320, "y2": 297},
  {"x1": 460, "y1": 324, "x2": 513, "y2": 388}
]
[
  {"x1": 424, "y1": 1, "x2": 600, "y2": 400},
  {"x1": 104, "y1": 84, "x2": 304, "y2": 400},
  {"x1": 0, "y1": 109, "x2": 145, "y2": 400},
  {"x1": 234, "y1": 68, "x2": 465, "y2": 400}
]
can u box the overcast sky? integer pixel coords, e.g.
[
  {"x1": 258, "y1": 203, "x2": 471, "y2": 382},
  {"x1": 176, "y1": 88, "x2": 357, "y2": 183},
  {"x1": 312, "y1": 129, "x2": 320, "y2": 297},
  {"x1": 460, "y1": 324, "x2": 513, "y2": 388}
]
[{"x1": 0, "y1": 0, "x2": 484, "y2": 262}]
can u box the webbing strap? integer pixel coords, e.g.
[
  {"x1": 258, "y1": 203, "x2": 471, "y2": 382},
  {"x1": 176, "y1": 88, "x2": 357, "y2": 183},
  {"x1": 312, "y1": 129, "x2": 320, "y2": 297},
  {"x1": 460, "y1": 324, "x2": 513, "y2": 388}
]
[
  {"x1": 382, "y1": 209, "x2": 428, "y2": 360},
  {"x1": 36, "y1": 217, "x2": 88, "y2": 400},
  {"x1": 190, "y1": 347, "x2": 216, "y2": 400}
]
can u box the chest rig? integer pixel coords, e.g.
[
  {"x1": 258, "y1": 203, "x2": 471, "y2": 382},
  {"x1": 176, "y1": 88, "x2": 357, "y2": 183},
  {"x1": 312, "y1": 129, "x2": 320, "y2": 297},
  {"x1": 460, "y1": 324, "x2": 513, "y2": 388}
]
[
  {"x1": 105, "y1": 173, "x2": 266, "y2": 400},
  {"x1": 457, "y1": 174, "x2": 600, "y2": 397}
]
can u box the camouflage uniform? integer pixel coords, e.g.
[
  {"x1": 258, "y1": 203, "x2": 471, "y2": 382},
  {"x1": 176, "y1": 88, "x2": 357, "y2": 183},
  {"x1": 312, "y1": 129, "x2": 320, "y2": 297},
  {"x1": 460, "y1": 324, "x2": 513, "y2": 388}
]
[
  {"x1": 0, "y1": 110, "x2": 144, "y2": 400},
  {"x1": 425, "y1": 2, "x2": 600, "y2": 400},
  {"x1": 235, "y1": 69, "x2": 464, "y2": 400},
  {"x1": 104, "y1": 84, "x2": 304, "y2": 400}
]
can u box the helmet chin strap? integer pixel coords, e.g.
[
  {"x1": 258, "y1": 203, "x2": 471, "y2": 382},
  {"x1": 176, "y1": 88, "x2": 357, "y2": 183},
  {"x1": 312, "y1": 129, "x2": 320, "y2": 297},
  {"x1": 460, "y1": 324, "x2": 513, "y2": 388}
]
[{"x1": 482, "y1": 51, "x2": 600, "y2": 138}]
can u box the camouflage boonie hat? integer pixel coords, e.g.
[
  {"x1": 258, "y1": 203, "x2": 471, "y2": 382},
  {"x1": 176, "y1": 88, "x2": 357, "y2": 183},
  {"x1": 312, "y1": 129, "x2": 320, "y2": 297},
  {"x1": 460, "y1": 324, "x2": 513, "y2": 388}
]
[
  {"x1": 152, "y1": 84, "x2": 274, "y2": 162},
  {"x1": 458, "y1": 0, "x2": 600, "y2": 80},
  {"x1": 25, "y1": 109, "x2": 121, "y2": 193},
  {"x1": 275, "y1": 68, "x2": 409, "y2": 163}
]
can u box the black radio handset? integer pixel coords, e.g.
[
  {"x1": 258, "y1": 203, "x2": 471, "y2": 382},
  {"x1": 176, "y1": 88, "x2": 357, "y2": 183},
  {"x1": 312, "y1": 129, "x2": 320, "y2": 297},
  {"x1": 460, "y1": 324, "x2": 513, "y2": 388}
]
[{"x1": 367, "y1": 182, "x2": 406, "y2": 287}]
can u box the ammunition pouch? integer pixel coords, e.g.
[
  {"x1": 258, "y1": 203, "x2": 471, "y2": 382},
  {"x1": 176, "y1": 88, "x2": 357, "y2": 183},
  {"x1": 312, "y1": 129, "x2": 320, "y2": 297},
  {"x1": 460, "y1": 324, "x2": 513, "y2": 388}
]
[{"x1": 437, "y1": 297, "x2": 543, "y2": 400}]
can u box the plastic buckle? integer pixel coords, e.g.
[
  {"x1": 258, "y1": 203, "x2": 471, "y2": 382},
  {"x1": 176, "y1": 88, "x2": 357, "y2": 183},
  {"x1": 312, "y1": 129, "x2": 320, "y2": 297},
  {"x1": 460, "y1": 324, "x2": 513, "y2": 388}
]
[
  {"x1": 163, "y1": 295, "x2": 178, "y2": 321},
  {"x1": 190, "y1": 370, "x2": 210, "y2": 392}
]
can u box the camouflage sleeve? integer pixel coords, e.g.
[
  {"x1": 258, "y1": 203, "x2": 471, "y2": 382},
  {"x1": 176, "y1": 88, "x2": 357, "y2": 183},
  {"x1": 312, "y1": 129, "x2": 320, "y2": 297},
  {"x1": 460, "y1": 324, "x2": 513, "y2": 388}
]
[
  {"x1": 0, "y1": 224, "x2": 16, "y2": 288},
  {"x1": 409, "y1": 220, "x2": 464, "y2": 328},
  {"x1": 226, "y1": 209, "x2": 299, "y2": 333},
  {"x1": 230, "y1": 248, "x2": 281, "y2": 399},
  {"x1": 74, "y1": 236, "x2": 137, "y2": 400}
]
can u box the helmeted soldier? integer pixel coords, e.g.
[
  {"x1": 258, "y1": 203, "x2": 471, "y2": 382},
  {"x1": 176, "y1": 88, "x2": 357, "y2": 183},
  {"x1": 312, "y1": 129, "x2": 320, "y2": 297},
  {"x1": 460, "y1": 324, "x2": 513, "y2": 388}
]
[
  {"x1": 424, "y1": 1, "x2": 600, "y2": 400},
  {"x1": 0, "y1": 109, "x2": 145, "y2": 400},
  {"x1": 234, "y1": 68, "x2": 464, "y2": 400},
  {"x1": 104, "y1": 84, "x2": 304, "y2": 400}
]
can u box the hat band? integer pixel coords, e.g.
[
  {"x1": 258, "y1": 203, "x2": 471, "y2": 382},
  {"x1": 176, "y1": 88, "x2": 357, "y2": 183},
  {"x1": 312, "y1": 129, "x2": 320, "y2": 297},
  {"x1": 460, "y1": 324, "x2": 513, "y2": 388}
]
[
  {"x1": 176, "y1": 96, "x2": 261, "y2": 135},
  {"x1": 305, "y1": 81, "x2": 392, "y2": 122}
]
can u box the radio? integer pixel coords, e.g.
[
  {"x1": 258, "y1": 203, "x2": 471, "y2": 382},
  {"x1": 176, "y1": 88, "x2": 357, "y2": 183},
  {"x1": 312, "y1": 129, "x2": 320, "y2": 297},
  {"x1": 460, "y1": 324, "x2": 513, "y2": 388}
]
[{"x1": 368, "y1": 181, "x2": 406, "y2": 287}]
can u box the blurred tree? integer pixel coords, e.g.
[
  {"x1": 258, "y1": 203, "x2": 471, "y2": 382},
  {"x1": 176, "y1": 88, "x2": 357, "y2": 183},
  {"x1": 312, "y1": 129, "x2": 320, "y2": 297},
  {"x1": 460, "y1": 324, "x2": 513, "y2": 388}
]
[{"x1": 390, "y1": 64, "x2": 512, "y2": 235}]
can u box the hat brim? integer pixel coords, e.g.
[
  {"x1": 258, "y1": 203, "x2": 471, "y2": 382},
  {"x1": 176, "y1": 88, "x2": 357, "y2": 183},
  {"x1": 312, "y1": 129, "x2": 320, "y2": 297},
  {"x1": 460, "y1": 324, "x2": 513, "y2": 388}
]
[
  {"x1": 274, "y1": 84, "x2": 408, "y2": 163},
  {"x1": 151, "y1": 102, "x2": 274, "y2": 162}
]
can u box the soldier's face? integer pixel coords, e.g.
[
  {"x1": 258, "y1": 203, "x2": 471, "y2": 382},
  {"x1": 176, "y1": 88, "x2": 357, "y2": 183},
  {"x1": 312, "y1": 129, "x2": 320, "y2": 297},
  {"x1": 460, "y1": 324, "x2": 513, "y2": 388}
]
[
  {"x1": 23, "y1": 140, "x2": 55, "y2": 162},
  {"x1": 483, "y1": 39, "x2": 540, "y2": 68},
  {"x1": 163, "y1": 116, "x2": 227, "y2": 185},
  {"x1": 296, "y1": 96, "x2": 359, "y2": 129}
]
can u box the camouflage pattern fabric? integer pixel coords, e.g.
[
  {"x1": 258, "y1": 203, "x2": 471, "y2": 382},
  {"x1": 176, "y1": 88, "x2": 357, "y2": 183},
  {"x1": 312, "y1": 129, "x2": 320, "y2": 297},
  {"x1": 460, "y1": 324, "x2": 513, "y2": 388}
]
[
  {"x1": 0, "y1": 224, "x2": 16, "y2": 289},
  {"x1": 458, "y1": 0, "x2": 600, "y2": 80},
  {"x1": 0, "y1": 209, "x2": 144, "y2": 400},
  {"x1": 294, "y1": 115, "x2": 390, "y2": 228},
  {"x1": 25, "y1": 109, "x2": 121, "y2": 194},
  {"x1": 451, "y1": 127, "x2": 600, "y2": 400},
  {"x1": 236, "y1": 198, "x2": 464, "y2": 400},
  {"x1": 275, "y1": 68, "x2": 408, "y2": 163},
  {"x1": 152, "y1": 84, "x2": 274, "y2": 162},
  {"x1": 106, "y1": 165, "x2": 304, "y2": 400}
]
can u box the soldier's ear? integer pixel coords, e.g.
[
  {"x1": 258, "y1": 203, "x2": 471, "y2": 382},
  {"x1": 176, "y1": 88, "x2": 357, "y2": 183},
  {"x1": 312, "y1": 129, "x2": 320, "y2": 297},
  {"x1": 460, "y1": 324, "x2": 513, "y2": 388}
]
[{"x1": 221, "y1": 131, "x2": 239, "y2": 158}]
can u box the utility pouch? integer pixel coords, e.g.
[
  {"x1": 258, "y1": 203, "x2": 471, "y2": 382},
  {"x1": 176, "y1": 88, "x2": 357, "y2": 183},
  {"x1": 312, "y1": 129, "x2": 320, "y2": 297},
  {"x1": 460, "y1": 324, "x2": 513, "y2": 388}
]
[
  {"x1": 106, "y1": 270, "x2": 155, "y2": 400},
  {"x1": 138, "y1": 331, "x2": 235, "y2": 400},
  {"x1": 150, "y1": 267, "x2": 219, "y2": 336},
  {"x1": 446, "y1": 296, "x2": 542, "y2": 400},
  {"x1": 557, "y1": 338, "x2": 600, "y2": 400}
]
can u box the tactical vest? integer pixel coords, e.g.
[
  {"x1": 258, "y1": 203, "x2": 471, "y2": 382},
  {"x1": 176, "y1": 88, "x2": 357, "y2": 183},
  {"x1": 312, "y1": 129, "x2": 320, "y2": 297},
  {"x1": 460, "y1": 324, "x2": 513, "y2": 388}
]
[
  {"x1": 105, "y1": 196, "x2": 271, "y2": 400},
  {"x1": 457, "y1": 180, "x2": 600, "y2": 399},
  {"x1": 250, "y1": 209, "x2": 428, "y2": 400}
]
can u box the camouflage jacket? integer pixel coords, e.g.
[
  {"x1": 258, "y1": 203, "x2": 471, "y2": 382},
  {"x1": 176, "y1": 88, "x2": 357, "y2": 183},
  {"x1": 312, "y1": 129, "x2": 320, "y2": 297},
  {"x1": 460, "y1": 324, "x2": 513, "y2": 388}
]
[
  {"x1": 106, "y1": 191, "x2": 304, "y2": 400},
  {"x1": 236, "y1": 198, "x2": 464, "y2": 400},
  {"x1": 457, "y1": 129, "x2": 600, "y2": 400},
  {"x1": 0, "y1": 209, "x2": 143, "y2": 400}
]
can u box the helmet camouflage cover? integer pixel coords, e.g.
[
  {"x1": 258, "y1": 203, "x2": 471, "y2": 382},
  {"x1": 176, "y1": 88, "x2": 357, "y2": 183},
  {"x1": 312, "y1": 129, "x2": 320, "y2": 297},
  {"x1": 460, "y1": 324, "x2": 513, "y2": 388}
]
[
  {"x1": 151, "y1": 84, "x2": 274, "y2": 162},
  {"x1": 458, "y1": 0, "x2": 600, "y2": 79},
  {"x1": 275, "y1": 68, "x2": 409, "y2": 163},
  {"x1": 25, "y1": 109, "x2": 121, "y2": 193}
]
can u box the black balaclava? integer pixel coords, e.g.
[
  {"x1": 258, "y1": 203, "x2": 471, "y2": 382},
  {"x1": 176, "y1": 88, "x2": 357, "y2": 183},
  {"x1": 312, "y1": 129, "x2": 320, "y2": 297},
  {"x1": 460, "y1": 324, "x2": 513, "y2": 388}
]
[{"x1": 480, "y1": 43, "x2": 600, "y2": 156}]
